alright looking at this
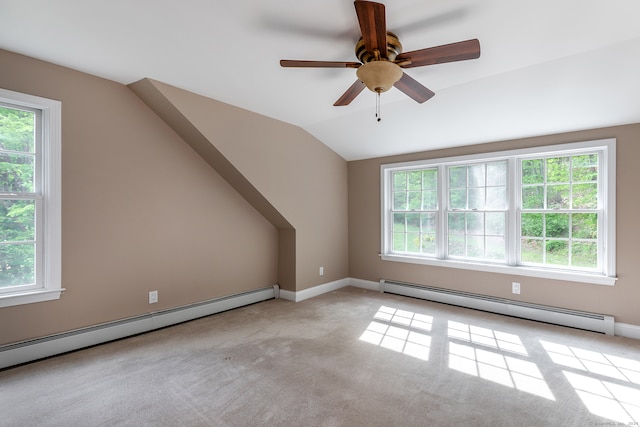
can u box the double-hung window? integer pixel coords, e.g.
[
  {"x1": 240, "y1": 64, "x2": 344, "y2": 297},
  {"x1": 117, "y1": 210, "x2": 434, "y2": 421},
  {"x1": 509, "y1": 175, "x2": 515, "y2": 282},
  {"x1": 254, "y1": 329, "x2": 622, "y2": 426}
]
[
  {"x1": 0, "y1": 88, "x2": 62, "y2": 307},
  {"x1": 381, "y1": 140, "x2": 616, "y2": 285}
]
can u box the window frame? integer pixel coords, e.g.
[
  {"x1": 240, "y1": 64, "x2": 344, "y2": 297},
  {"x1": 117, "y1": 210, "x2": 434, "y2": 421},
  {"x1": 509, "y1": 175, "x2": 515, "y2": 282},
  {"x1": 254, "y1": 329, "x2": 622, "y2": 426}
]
[
  {"x1": 380, "y1": 139, "x2": 616, "y2": 286},
  {"x1": 0, "y1": 88, "x2": 62, "y2": 307}
]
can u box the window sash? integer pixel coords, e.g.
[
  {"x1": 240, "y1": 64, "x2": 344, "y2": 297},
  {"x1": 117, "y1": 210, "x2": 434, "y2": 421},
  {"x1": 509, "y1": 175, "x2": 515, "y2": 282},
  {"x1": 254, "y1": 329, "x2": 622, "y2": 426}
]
[{"x1": 0, "y1": 88, "x2": 62, "y2": 307}]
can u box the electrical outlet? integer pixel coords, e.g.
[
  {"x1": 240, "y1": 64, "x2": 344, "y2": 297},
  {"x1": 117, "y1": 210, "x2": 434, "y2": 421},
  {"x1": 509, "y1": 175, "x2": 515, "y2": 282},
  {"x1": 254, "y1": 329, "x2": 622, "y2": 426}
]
[
  {"x1": 149, "y1": 290, "x2": 158, "y2": 304},
  {"x1": 319, "y1": 266, "x2": 324, "y2": 276},
  {"x1": 512, "y1": 282, "x2": 521, "y2": 295}
]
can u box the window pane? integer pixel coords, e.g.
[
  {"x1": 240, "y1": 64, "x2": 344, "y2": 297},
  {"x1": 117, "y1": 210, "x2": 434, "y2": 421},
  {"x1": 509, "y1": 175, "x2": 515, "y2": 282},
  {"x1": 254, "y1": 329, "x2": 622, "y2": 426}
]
[
  {"x1": 0, "y1": 106, "x2": 36, "y2": 153},
  {"x1": 521, "y1": 239, "x2": 543, "y2": 263},
  {"x1": 486, "y1": 187, "x2": 506, "y2": 209},
  {"x1": 468, "y1": 164, "x2": 485, "y2": 187},
  {"x1": 521, "y1": 213, "x2": 543, "y2": 237},
  {"x1": 422, "y1": 190, "x2": 437, "y2": 210},
  {"x1": 468, "y1": 188, "x2": 485, "y2": 210},
  {"x1": 547, "y1": 184, "x2": 570, "y2": 209},
  {"x1": 546, "y1": 157, "x2": 570, "y2": 182},
  {"x1": 522, "y1": 186, "x2": 544, "y2": 209},
  {"x1": 449, "y1": 166, "x2": 467, "y2": 188},
  {"x1": 572, "y1": 242, "x2": 597, "y2": 268},
  {"x1": 406, "y1": 213, "x2": 420, "y2": 233},
  {"x1": 545, "y1": 213, "x2": 569, "y2": 238},
  {"x1": 393, "y1": 172, "x2": 406, "y2": 191},
  {"x1": 421, "y1": 213, "x2": 436, "y2": 234},
  {"x1": 572, "y1": 183, "x2": 597, "y2": 209},
  {"x1": 467, "y1": 212, "x2": 484, "y2": 235},
  {"x1": 421, "y1": 234, "x2": 436, "y2": 255},
  {"x1": 408, "y1": 171, "x2": 422, "y2": 191},
  {"x1": 448, "y1": 234, "x2": 465, "y2": 256},
  {"x1": 422, "y1": 169, "x2": 437, "y2": 189},
  {"x1": 448, "y1": 212, "x2": 465, "y2": 234},
  {"x1": 572, "y1": 154, "x2": 598, "y2": 182},
  {"x1": 393, "y1": 191, "x2": 407, "y2": 210},
  {"x1": 467, "y1": 235, "x2": 484, "y2": 258},
  {"x1": 0, "y1": 153, "x2": 35, "y2": 193},
  {"x1": 486, "y1": 236, "x2": 505, "y2": 260},
  {"x1": 408, "y1": 191, "x2": 422, "y2": 210},
  {"x1": 487, "y1": 162, "x2": 507, "y2": 186},
  {"x1": 522, "y1": 159, "x2": 544, "y2": 184},
  {"x1": 0, "y1": 199, "x2": 35, "y2": 242},
  {"x1": 449, "y1": 189, "x2": 466, "y2": 209},
  {"x1": 572, "y1": 213, "x2": 597, "y2": 239},
  {"x1": 393, "y1": 213, "x2": 406, "y2": 232},
  {"x1": 393, "y1": 233, "x2": 406, "y2": 251},
  {"x1": 546, "y1": 240, "x2": 568, "y2": 266},
  {"x1": 486, "y1": 212, "x2": 505, "y2": 235},
  {"x1": 407, "y1": 233, "x2": 420, "y2": 252},
  {"x1": 0, "y1": 243, "x2": 35, "y2": 287}
]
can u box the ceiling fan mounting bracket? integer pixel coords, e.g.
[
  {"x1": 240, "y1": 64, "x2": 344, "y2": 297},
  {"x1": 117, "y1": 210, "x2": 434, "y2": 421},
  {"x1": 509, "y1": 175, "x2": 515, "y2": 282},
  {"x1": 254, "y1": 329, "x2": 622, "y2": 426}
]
[{"x1": 355, "y1": 31, "x2": 402, "y2": 63}]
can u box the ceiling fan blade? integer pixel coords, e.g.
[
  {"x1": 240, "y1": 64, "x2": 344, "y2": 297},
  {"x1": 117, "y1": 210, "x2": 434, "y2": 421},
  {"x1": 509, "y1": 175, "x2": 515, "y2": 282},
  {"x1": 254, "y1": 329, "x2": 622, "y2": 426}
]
[
  {"x1": 396, "y1": 39, "x2": 480, "y2": 68},
  {"x1": 354, "y1": 1, "x2": 388, "y2": 59},
  {"x1": 394, "y1": 73, "x2": 435, "y2": 103},
  {"x1": 334, "y1": 80, "x2": 366, "y2": 106},
  {"x1": 280, "y1": 60, "x2": 361, "y2": 68}
]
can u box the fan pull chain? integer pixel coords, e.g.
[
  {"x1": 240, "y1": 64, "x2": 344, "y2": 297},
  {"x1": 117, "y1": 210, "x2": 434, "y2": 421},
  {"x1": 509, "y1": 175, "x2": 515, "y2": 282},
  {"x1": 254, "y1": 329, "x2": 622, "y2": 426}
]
[{"x1": 376, "y1": 91, "x2": 381, "y2": 122}]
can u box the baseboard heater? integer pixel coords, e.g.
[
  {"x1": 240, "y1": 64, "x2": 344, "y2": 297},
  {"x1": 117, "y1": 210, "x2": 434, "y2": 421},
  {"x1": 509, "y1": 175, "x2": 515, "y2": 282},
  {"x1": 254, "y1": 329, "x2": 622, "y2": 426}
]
[
  {"x1": 0, "y1": 285, "x2": 279, "y2": 370},
  {"x1": 380, "y1": 280, "x2": 614, "y2": 335}
]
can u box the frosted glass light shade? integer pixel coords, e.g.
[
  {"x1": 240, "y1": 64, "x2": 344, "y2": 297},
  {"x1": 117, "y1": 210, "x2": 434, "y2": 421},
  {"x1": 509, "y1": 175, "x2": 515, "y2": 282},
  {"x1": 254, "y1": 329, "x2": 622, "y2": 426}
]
[{"x1": 356, "y1": 61, "x2": 403, "y2": 93}]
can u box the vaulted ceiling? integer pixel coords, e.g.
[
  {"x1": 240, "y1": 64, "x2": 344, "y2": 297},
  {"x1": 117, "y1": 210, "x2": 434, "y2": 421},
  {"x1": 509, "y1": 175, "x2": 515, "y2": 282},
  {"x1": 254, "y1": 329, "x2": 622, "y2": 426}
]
[{"x1": 2, "y1": 0, "x2": 640, "y2": 160}]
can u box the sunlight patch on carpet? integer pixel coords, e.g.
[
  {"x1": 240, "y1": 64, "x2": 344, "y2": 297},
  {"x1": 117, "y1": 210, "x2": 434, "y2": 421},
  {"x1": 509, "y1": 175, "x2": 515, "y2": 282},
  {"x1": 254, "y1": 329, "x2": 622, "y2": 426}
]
[
  {"x1": 448, "y1": 341, "x2": 555, "y2": 400},
  {"x1": 542, "y1": 340, "x2": 640, "y2": 424},
  {"x1": 359, "y1": 306, "x2": 433, "y2": 361}
]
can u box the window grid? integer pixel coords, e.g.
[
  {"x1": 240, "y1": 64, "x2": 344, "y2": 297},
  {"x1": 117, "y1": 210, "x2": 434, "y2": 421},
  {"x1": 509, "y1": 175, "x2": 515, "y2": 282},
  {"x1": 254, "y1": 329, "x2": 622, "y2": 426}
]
[
  {"x1": 0, "y1": 103, "x2": 41, "y2": 291},
  {"x1": 519, "y1": 153, "x2": 600, "y2": 271},
  {"x1": 381, "y1": 140, "x2": 615, "y2": 283},
  {"x1": 390, "y1": 168, "x2": 438, "y2": 256},
  {"x1": 446, "y1": 161, "x2": 508, "y2": 262}
]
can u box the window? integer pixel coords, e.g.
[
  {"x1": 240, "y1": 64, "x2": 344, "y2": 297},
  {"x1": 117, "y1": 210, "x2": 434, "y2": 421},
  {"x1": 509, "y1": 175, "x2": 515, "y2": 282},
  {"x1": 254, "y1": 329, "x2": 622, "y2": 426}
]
[
  {"x1": 0, "y1": 88, "x2": 62, "y2": 307},
  {"x1": 381, "y1": 140, "x2": 616, "y2": 286}
]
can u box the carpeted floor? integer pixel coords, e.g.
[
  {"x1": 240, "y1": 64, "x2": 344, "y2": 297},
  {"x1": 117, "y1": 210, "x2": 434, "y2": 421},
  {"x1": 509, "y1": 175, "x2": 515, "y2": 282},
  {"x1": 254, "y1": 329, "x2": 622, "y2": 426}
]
[{"x1": 1, "y1": 286, "x2": 640, "y2": 426}]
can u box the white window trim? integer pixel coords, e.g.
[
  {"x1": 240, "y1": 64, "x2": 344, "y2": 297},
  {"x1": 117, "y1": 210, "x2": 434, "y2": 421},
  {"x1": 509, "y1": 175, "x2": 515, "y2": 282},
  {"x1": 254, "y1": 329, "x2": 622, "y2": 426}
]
[
  {"x1": 0, "y1": 88, "x2": 63, "y2": 307},
  {"x1": 380, "y1": 139, "x2": 616, "y2": 286}
]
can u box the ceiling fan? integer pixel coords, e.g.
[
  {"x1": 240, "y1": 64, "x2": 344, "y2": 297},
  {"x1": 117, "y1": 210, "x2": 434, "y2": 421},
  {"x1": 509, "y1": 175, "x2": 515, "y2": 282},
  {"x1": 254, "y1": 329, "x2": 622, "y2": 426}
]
[{"x1": 280, "y1": 0, "x2": 480, "y2": 109}]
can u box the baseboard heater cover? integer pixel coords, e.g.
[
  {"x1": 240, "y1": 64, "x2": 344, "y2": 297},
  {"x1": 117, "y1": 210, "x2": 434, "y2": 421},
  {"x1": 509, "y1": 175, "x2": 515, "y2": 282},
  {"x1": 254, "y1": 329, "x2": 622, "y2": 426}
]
[
  {"x1": 0, "y1": 285, "x2": 279, "y2": 370},
  {"x1": 380, "y1": 280, "x2": 615, "y2": 335}
]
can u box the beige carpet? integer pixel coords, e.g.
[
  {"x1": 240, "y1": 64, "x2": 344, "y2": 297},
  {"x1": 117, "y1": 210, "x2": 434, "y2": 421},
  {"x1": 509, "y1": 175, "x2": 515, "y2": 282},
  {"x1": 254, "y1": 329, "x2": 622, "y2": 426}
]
[{"x1": 2, "y1": 286, "x2": 640, "y2": 426}]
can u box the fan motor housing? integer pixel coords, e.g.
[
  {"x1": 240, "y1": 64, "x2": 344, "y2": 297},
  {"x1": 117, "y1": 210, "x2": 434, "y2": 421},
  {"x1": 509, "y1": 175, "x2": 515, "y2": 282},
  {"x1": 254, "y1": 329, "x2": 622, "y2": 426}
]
[{"x1": 355, "y1": 32, "x2": 402, "y2": 63}]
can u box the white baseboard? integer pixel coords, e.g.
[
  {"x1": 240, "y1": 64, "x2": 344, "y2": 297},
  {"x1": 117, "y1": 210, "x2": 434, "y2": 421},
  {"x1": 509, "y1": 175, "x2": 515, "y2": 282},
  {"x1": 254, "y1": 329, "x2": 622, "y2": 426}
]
[
  {"x1": 349, "y1": 278, "x2": 381, "y2": 292},
  {"x1": 0, "y1": 285, "x2": 278, "y2": 370},
  {"x1": 615, "y1": 322, "x2": 640, "y2": 340},
  {"x1": 280, "y1": 278, "x2": 351, "y2": 302}
]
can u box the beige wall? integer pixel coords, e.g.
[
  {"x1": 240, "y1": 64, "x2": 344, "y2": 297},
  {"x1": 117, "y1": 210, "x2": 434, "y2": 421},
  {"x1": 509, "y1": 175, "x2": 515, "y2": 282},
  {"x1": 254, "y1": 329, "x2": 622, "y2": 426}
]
[
  {"x1": 349, "y1": 124, "x2": 640, "y2": 325},
  {"x1": 129, "y1": 79, "x2": 349, "y2": 291},
  {"x1": 0, "y1": 49, "x2": 279, "y2": 345}
]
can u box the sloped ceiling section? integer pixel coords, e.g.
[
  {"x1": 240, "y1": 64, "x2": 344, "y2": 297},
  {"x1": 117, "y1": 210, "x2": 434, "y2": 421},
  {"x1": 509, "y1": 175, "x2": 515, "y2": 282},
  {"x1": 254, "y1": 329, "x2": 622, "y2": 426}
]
[
  {"x1": 129, "y1": 78, "x2": 297, "y2": 291},
  {"x1": 129, "y1": 79, "x2": 349, "y2": 292},
  {"x1": 129, "y1": 79, "x2": 293, "y2": 230}
]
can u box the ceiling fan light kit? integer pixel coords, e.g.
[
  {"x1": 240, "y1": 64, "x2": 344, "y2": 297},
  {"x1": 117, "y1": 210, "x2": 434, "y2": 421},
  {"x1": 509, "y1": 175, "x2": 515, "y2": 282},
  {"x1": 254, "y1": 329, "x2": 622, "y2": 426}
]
[
  {"x1": 280, "y1": 0, "x2": 481, "y2": 117},
  {"x1": 356, "y1": 61, "x2": 403, "y2": 93}
]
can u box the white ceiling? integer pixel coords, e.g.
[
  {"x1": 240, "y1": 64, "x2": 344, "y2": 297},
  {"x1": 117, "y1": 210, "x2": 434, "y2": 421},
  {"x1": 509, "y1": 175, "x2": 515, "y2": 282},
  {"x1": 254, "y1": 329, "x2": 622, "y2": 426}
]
[{"x1": 2, "y1": 0, "x2": 640, "y2": 160}]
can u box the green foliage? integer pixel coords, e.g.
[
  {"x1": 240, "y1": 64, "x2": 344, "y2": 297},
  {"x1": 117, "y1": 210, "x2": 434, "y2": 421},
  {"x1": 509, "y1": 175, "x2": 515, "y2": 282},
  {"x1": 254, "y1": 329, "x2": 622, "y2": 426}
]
[
  {"x1": 1, "y1": 106, "x2": 37, "y2": 287},
  {"x1": 519, "y1": 153, "x2": 600, "y2": 269}
]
